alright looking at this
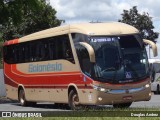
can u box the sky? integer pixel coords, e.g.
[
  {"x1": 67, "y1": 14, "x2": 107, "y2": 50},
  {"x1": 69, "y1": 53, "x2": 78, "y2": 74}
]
[{"x1": 50, "y1": 0, "x2": 160, "y2": 59}]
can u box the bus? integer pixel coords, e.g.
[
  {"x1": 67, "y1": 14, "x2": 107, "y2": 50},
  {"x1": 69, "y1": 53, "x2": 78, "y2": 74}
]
[
  {"x1": 3, "y1": 22, "x2": 157, "y2": 110},
  {"x1": 148, "y1": 59, "x2": 160, "y2": 94}
]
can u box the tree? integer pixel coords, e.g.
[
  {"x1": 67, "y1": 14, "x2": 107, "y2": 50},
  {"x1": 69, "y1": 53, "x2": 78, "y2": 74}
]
[
  {"x1": 119, "y1": 6, "x2": 159, "y2": 43},
  {"x1": 0, "y1": 0, "x2": 63, "y2": 41}
]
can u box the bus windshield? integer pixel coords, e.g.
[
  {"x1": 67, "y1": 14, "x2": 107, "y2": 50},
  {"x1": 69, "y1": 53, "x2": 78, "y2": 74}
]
[
  {"x1": 89, "y1": 35, "x2": 149, "y2": 83},
  {"x1": 73, "y1": 33, "x2": 149, "y2": 84}
]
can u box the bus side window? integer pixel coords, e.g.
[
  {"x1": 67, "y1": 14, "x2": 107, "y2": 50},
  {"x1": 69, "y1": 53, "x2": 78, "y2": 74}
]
[
  {"x1": 14, "y1": 45, "x2": 19, "y2": 63},
  {"x1": 30, "y1": 42, "x2": 36, "y2": 62},
  {"x1": 35, "y1": 42, "x2": 45, "y2": 61},
  {"x1": 63, "y1": 39, "x2": 74, "y2": 63},
  {"x1": 76, "y1": 44, "x2": 91, "y2": 75},
  {"x1": 48, "y1": 40, "x2": 57, "y2": 60},
  {"x1": 24, "y1": 43, "x2": 30, "y2": 62},
  {"x1": 3, "y1": 46, "x2": 7, "y2": 63},
  {"x1": 4, "y1": 45, "x2": 14, "y2": 64},
  {"x1": 18, "y1": 44, "x2": 25, "y2": 63},
  {"x1": 8, "y1": 46, "x2": 13, "y2": 63},
  {"x1": 57, "y1": 38, "x2": 63, "y2": 59},
  {"x1": 42, "y1": 42, "x2": 49, "y2": 61}
]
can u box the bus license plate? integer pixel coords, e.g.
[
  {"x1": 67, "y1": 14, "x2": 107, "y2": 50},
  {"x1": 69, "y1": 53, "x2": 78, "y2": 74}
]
[{"x1": 123, "y1": 96, "x2": 132, "y2": 100}]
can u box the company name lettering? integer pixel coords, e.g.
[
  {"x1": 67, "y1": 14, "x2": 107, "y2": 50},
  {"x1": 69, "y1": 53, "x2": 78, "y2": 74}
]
[{"x1": 28, "y1": 63, "x2": 62, "y2": 72}]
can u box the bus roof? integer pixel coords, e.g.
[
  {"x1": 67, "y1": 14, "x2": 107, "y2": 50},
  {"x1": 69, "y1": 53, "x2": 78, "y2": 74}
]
[{"x1": 6, "y1": 22, "x2": 140, "y2": 44}]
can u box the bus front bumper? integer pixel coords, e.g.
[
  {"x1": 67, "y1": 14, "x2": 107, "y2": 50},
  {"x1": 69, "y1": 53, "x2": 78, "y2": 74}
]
[{"x1": 79, "y1": 86, "x2": 151, "y2": 105}]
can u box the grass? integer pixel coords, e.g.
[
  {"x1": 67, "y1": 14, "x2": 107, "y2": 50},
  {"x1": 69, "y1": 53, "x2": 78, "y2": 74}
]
[
  {"x1": 0, "y1": 117, "x2": 160, "y2": 120},
  {"x1": 0, "y1": 108, "x2": 160, "y2": 119}
]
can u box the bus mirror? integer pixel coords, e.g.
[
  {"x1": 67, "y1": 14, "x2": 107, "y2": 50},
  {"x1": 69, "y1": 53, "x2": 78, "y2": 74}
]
[
  {"x1": 79, "y1": 42, "x2": 95, "y2": 63},
  {"x1": 143, "y1": 39, "x2": 158, "y2": 57}
]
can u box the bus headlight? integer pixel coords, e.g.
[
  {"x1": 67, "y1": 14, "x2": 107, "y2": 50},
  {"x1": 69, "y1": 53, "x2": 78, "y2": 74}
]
[
  {"x1": 145, "y1": 84, "x2": 150, "y2": 88},
  {"x1": 92, "y1": 84, "x2": 109, "y2": 92},
  {"x1": 99, "y1": 88, "x2": 105, "y2": 92}
]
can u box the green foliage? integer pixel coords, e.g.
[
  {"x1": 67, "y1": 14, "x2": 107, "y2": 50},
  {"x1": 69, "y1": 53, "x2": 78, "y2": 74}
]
[
  {"x1": 119, "y1": 6, "x2": 159, "y2": 42},
  {"x1": 0, "y1": 0, "x2": 63, "y2": 41}
]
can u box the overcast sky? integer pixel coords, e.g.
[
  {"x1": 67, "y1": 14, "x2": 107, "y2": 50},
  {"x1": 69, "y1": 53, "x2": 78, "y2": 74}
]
[
  {"x1": 50, "y1": 0, "x2": 160, "y2": 59},
  {"x1": 50, "y1": 0, "x2": 160, "y2": 31}
]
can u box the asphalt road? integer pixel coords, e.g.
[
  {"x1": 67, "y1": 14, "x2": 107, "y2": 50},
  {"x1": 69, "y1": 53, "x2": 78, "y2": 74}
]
[{"x1": 0, "y1": 94, "x2": 160, "y2": 111}]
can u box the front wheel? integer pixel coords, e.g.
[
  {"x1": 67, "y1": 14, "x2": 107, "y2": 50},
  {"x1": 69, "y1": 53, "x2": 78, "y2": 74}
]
[
  {"x1": 113, "y1": 102, "x2": 132, "y2": 108},
  {"x1": 68, "y1": 90, "x2": 81, "y2": 110}
]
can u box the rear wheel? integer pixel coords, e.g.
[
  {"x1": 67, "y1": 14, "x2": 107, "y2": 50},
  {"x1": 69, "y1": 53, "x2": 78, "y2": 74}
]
[
  {"x1": 113, "y1": 102, "x2": 132, "y2": 108},
  {"x1": 156, "y1": 85, "x2": 160, "y2": 94},
  {"x1": 18, "y1": 89, "x2": 28, "y2": 106},
  {"x1": 68, "y1": 90, "x2": 81, "y2": 110},
  {"x1": 18, "y1": 89, "x2": 36, "y2": 106}
]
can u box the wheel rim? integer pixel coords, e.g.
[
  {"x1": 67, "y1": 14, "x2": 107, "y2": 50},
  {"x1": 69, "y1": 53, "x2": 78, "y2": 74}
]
[
  {"x1": 20, "y1": 90, "x2": 25, "y2": 105},
  {"x1": 72, "y1": 94, "x2": 79, "y2": 108}
]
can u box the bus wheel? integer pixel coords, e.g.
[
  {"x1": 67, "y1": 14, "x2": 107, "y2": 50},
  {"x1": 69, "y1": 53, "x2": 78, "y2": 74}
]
[
  {"x1": 156, "y1": 85, "x2": 160, "y2": 94},
  {"x1": 113, "y1": 102, "x2": 132, "y2": 108},
  {"x1": 68, "y1": 90, "x2": 80, "y2": 110},
  {"x1": 18, "y1": 89, "x2": 28, "y2": 106}
]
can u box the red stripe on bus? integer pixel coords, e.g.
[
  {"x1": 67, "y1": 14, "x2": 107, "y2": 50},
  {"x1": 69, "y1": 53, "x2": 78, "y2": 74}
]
[
  {"x1": 4, "y1": 75, "x2": 18, "y2": 87},
  {"x1": 4, "y1": 75, "x2": 93, "y2": 89}
]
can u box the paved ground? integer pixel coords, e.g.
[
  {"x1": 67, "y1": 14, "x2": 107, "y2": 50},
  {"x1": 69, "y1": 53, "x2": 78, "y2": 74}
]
[
  {"x1": 0, "y1": 94, "x2": 160, "y2": 111},
  {"x1": 131, "y1": 94, "x2": 160, "y2": 108}
]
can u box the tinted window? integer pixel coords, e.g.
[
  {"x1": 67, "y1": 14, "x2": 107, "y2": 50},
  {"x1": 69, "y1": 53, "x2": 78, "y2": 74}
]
[{"x1": 3, "y1": 34, "x2": 75, "y2": 64}]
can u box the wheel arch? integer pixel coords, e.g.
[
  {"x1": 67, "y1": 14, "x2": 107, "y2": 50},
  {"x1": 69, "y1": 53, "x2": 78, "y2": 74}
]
[
  {"x1": 68, "y1": 84, "x2": 82, "y2": 102},
  {"x1": 68, "y1": 84, "x2": 79, "y2": 96}
]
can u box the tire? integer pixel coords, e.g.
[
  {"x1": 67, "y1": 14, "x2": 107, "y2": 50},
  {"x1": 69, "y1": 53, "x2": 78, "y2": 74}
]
[
  {"x1": 156, "y1": 85, "x2": 160, "y2": 94},
  {"x1": 113, "y1": 102, "x2": 132, "y2": 108},
  {"x1": 18, "y1": 89, "x2": 28, "y2": 106},
  {"x1": 18, "y1": 89, "x2": 36, "y2": 106},
  {"x1": 68, "y1": 90, "x2": 81, "y2": 110}
]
